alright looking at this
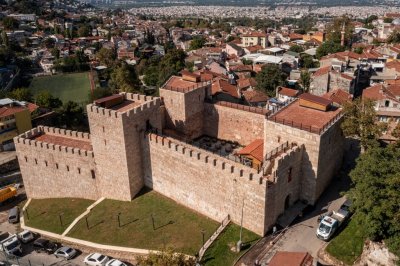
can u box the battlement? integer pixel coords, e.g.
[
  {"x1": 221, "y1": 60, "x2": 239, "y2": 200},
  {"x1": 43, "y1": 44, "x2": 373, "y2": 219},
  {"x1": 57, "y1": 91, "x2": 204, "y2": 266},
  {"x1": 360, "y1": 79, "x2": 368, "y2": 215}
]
[
  {"x1": 14, "y1": 126, "x2": 94, "y2": 158},
  {"x1": 161, "y1": 76, "x2": 211, "y2": 93},
  {"x1": 268, "y1": 144, "x2": 304, "y2": 183},
  {"x1": 146, "y1": 133, "x2": 265, "y2": 185},
  {"x1": 87, "y1": 93, "x2": 161, "y2": 119},
  {"x1": 213, "y1": 101, "x2": 269, "y2": 116}
]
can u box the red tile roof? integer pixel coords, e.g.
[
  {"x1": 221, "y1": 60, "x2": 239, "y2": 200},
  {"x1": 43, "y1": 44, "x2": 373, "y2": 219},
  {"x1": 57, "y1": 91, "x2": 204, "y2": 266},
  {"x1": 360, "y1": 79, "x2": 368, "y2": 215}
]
[
  {"x1": 278, "y1": 87, "x2": 300, "y2": 97},
  {"x1": 236, "y1": 139, "x2": 264, "y2": 162},
  {"x1": 0, "y1": 103, "x2": 38, "y2": 118},
  {"x1": 211, "y1": 79, "x2": 240, "y2": 98},
  {"x1": 322, "y1": 89, "x2": 352, "y2": 105},
  {"x1": 242, "y1": 90, "x2": 269, "y2": 103},
  {"x1": 237, "y1": 78, "x2": 257, "y2": 90},
  {"x1": 362, "y1": 84, "x2": 400, "y2": 102},
  {"x1": 313, "y1": 66, "x2": 331, "y2": 77},
  {"x1": 242, "y1": 32, "x2": 267, "y2": 38},
  {"x1": 269, "y1": 251, "x2": 313, "y2": 266}
]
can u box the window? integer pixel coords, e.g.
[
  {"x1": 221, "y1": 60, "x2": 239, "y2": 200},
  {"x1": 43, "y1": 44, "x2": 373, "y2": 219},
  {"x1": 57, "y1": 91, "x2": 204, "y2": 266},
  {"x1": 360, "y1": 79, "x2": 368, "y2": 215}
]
[
  {"x1": 78, "y1": 168, "x2": 81, "y2": 174},
  {"x1": 288, "y1": 167, "x2": 292, "y2": 183},
  {"x1": 56, "y1": 163, "x2": 59, "y2": 169},
  {"x1": 44, "y1": 161, "x2": 48, "y2": 167},
  {"x1": 24, "y1": 156, "x2": 27, "y2": 162},
  {"x1": 102, "y1": 126, "x2": 105, "y2": 132},
  {"x1": 385, "y1": 100, "x2": 390, "y2": 107},
  {"x1": 66, "y1": 165, "x2": 69, "y2": 171},
  {"x1": 34, "y1": 159, "x2": 38, "y2": 165},
  {"x1": 104, "y1": 139, "x2": 107, "y2": 146},
  {"x1": 91, "y1": 170, "x2": 96, "y2": 179}
]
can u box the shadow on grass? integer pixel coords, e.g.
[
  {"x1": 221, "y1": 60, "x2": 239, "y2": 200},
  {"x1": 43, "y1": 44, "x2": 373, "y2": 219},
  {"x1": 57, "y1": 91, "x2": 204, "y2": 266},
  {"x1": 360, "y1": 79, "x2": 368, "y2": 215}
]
[
  {"x1": 120, "y1": 218, "x2": 139, "y2": 227},
  {"x1": 88, "y1": 220, "x2": 104, "y2": 230},
  {"x1": 155, "y1": 220, "x2": 175, "y2": 230}
]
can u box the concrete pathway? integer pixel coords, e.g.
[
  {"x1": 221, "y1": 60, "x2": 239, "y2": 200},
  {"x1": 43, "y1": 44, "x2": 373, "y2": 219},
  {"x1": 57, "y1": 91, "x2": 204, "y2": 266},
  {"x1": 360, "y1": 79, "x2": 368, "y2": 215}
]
[{"x1": 62, "y1": 197, "x2": 105, "y2": 236}]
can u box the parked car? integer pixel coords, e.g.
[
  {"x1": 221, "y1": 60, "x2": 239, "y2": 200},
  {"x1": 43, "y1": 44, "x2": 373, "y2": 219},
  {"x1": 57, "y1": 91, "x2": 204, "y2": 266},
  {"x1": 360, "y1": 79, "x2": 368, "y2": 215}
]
[
  {"x1": 8, "y1": 207, "x2": 19, "y2": 224},
  {"x1": 54, "y1": 246, "x2": 77, "y2": 260},
  {"x1": 0, "y1": 234, "x2": 22, "y2": 256},
  {"x1": 17, "y1": 230, "x2": 34, "y2": 243},
  {"x1": 106, "y1": 259, "x2": 127, "y2": 266},
  {"x1": 84, "y1": 253, "x2": 109, "y2": 266},
  {"x1": 33, "y1": 238, "x2": 59, "y2": 254}
]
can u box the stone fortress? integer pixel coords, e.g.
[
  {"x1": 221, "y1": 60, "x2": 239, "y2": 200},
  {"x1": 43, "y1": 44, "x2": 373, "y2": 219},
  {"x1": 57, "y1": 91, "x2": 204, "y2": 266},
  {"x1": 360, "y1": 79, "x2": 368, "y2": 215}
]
[{"x1": 14, "y1": 72, "x2": 345, "y2": 236}]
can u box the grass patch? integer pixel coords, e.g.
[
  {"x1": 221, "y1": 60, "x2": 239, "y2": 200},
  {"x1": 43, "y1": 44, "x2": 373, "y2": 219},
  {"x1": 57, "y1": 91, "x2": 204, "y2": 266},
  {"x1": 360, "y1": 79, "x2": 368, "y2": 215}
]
[
  {"x1": 24, "y1": 198, "x2": 94, "y2": 234},
  {"x1": 29, "y1": 72, "x2": 91, "y2": 105},
  {"x1": 326, "y1": 215, "x2": 367, "y2": 265},
  {"x1": 67, "y1": 190, "x2": 219, "y2": 255},
  {"x1": 202, "y1": 224, "x2": 260, "y2": 266}
]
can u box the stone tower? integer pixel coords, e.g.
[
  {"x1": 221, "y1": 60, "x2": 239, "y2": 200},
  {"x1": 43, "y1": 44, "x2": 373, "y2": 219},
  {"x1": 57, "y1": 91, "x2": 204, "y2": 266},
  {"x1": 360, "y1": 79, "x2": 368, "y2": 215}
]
[{"x1": 87, "y1": 93, "x2": 162, "y2": 201}]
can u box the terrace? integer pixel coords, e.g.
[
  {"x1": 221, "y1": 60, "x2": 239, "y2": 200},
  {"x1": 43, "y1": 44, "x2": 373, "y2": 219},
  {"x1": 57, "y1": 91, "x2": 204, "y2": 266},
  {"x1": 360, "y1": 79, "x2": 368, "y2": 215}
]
[{"x1": 32, "y1": 133, "x2": 92, "y2": 151}]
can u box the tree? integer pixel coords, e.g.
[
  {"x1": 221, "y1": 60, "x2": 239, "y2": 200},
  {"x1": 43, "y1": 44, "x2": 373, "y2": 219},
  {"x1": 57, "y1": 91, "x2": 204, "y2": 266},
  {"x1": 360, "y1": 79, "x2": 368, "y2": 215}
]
[
  {"x1": 110, "y1": 62, "x2": 140, "y2": 92},
  {"x1": 136, "y1": 248, "x2": 195, "y2": 266},
  {"x1": 7, "y1": 88, "x2": 32, "y2": 102},
  {"x1": 341, "y1": 98, "x2": 381, "y2": 150},
  {"x1": 347, "y1": 143, "x2": 400, "y2": 258},
  {"x1": 89, "y1": 87, "x2": 112, "y2": 102},
  {"x1": 2, "y1": 17, "x2": 19, "y2": 30},
  {"x1": 1, "y1": 31, "x2": 9, "y2": 48},
  {"x1": 384, "y1": 17, "x2": 394, "y2": 24},
  {"x1": 391, "y1": 123, "x2": 400, "y2": 139},
  {"x1": 299, "y1": 71, "x2": 311, "y2": 92},
  {"x1": 189, "y1": 36, "x2": 206, "y2": 50},
  {"x1": 43, "y1": 38, "x2": 55, "y2": 49},
  {"x1": 35, "y1": 91, "x2": 62, "y2": 109},
  {"x1": 354, "y1": 47, "x2": 364, "y2": 54},
  {"x1": 78, "y1": 25, "x2": 90, "y2": 37},
  {"x1": 388, "y1": 30, "x2": 400, "y2": 44},
  {"x1": 316, "y1": 40, "x2": 345, "y2": 59},
  {"x1": 365, "y1": 15, "x2": 378, "y2": 24},
  {"x1": 51, "y1": 48, "x2": 60, "y2": 59},
  {"x1": 96, "y1": 47, "x2": 116, "y2": 67},
  {"x1": 302, "y1": 54, "x2": 319, "y2": 68},
  {"x1": 57, "y1": 101, "x2": 85, "y2": 129},
  {"x1": 289, "y1": 45, "x2": 304, "y2": 53},
  {"x1": 255, "y1": 64, "x2": 287, "y2": 97}
]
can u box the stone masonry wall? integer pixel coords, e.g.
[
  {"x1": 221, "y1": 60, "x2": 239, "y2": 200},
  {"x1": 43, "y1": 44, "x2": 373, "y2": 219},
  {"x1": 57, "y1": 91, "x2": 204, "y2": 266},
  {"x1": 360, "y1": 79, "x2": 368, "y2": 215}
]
[
  {"x1": 264, "y1": 118, "x2": 344, "y2": 205},
  {"x1": 203, "y1": 103, "x2": 266, "y2": 146},
  {"x1": 87, "y1": 93, "x2": 162, "y2": 201},
  {"x1": 142, "y1": 133, "x2": 268, "y2": 236},
  {"x1": 265, "y1": 145, "x2": 304, "y2": 227},
  {"x1": 160, "y1": 87, "x2": 207, "y2": 139},
  {"x1": 14, "y1": 127, "x2": 99, "y2": 200}
]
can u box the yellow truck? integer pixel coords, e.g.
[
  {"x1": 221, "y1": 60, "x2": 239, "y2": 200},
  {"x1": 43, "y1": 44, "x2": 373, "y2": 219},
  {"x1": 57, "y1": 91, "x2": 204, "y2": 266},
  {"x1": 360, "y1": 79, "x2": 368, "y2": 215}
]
[{"x1": 0, "y1": 186, "x2": 17, "y2": 204}]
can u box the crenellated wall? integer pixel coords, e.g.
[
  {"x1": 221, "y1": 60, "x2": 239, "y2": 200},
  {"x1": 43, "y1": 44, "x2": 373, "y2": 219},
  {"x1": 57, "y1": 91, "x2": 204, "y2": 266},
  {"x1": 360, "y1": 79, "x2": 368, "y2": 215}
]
[
  {"x1": 14, "y1": 126, "x2": 99, "y2": 200},
  {"x1": 203, "y1": 103, "x2": 266, "y2": 146},
  {"x1": 87, "y1": 93, "x2": 162, "y2": 201},
  {"x1": 265, "y1": 144, "x2": 304, "y2": 227},
  {"x1": 142, "y1": 133, "x2": 268, "y2": 236}
]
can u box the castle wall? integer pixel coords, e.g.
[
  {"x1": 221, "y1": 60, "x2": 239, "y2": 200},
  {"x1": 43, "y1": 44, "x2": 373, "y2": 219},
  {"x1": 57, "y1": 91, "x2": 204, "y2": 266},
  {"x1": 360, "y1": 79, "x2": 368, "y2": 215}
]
[
  {"x1": 264, "y1": 119, "x2": 344, "y2": 205},
  {"x1": 315, "y1": 120, "x2": 345, "y2": 200},
  {"x1": 142, "y1": 134, "x2": 268, "y2": 236},
  {"x1": 203, "y1": 103, "x2": 266, "y2": 145},
  {"x1": 265, "y1": 145, "x2": 304, "y2": 225},
  {"x1": 160, "y1": 87, "x2": 207, "y2": 139},
  {"x1": 14, "y1": 127, "x2": 99, "y2": 200},
  {"x1": 87, "y1": 94, "x2": 162, "y2": 201}
]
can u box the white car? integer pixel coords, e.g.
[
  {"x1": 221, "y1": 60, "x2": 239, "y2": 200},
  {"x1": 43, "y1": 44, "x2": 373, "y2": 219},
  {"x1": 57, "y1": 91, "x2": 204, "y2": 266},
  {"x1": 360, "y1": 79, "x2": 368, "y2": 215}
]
[
  {"x1": 17, "y1": 230, "x2": 34, "y2": 243},
  {"x1": 54, "y1": 246, "x2": 77, "y2": 260},
  {"x1": 105, "y1": 259, "x2": 127, "y2": 266},
  {"x1": 84, "y1": 253, "x2": 109, "y2": 266}
]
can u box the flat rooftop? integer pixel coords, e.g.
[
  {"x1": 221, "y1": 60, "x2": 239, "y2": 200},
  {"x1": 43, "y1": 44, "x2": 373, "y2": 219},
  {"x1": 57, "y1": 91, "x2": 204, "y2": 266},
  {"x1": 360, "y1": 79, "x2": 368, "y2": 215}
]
[
  {"x1": 269, "y1": 100, "x2": 342, "y2": 133},
  {"x1": 32, "y1": 133, "x2": 93, "y2": 151},
  {"x1": 109, "y1": 100, "x2": 142, "y2": 112},
  {"x1": 162, "y1": 76, "x2": 209, "y2": 93}
]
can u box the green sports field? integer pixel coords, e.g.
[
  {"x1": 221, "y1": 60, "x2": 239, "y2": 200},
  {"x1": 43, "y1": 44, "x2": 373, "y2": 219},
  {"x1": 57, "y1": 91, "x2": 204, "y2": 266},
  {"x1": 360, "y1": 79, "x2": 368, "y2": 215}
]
[{"x1": 29, "y1": 72, "x2": 91, "y2": 105}]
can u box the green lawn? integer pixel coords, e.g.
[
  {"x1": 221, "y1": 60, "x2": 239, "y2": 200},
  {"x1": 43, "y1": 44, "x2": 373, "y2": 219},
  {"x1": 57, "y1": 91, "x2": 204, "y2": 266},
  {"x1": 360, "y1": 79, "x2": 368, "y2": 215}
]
[
  {"x1": 29, "y1": 72, "x2": 91, "y2": 105},
  {"x1": 202, "y1": 224, "x2": 260, "y2": 266},
  {"x1": 67, "y1": 190, "x2": 219, "y2": 255},
  {"x1": 24, "y1": 198, "x2": 94, "y2": 234},
  {"x1": 326, "y1": 215, "x2": 367, "y2": 265}
]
